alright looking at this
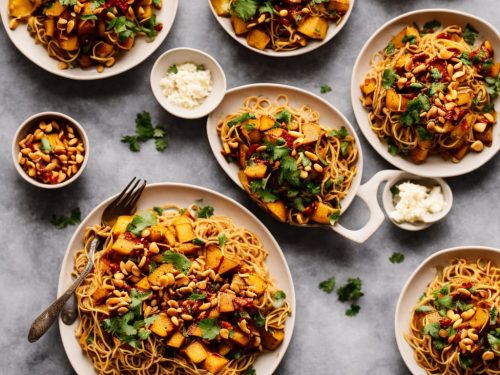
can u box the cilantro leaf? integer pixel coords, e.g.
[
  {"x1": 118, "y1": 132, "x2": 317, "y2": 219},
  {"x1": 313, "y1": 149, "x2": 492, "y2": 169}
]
[
  {"x1": 402, "y1": 34, "x2": 417, "y2": 45},
  {"x1": 340, "y1": 141, "x2": 349, "y2": 157},
  {"x1": 491, "y1": 306, "x2": 498, "y2": 325},
  {"x1": 385, "y1": 42, "x2": 395, "y2": 54},
  {"x1": 417, "y1": 127, "x2": 432, "y2": 141},
  {"x1": 188, "y1": 292, "x2": 207, "y2": 301},
  {"x1": 346, "y1": 303, "x2": 360, "y2": 317},
  {"x1": 320, "y1": 84, "x2": 332, "y2": 94},
  {"x1": 252, "y1": 312, "x2": 266, "y2": 328},
  {"x1": 463, "y1": 24, "x2": 478, "y2": 45},
  {"x1": 275, "y1": 110, "x2": 291, "y2": 124},
  {"x1": 153, "y1": 207, "x2": 163, "y2": 216},
  {"x1": 435, "y1": 295, "x2": 455, "y2": 310},
  {"x1": 80, "y1": 14, "x2": 98, "y2": 20},
  {"x1": 459, "y1": 52, "x2": 473, "y2": 66},
  {"x1": 126, "y1": 211, "x2": 157, "y2": 236},
  {"x1": 487, "y1": 329, "x2": 500, "y2": 352},
  {"x1": 59, "y1": 0, "x2": 77, "y2": 5},
  {"x1": 121, "y1": 135, "x2": 141, "y2": 152},
  {"x1": 382, "y1": 68, "x2": 398, "y2": 89},
  {"x1": 415, "y1": 306, "x2": 434, "y2": 313},
  {"x1": 233, "y1": 0, "x2": 258, "y2": 21},
  {"x1": 218, "y1": 233, "x2": 226, "y2": 248},
  {"x1": 329, "y1": 211, "x2": 340, "y2": 225},
  {"x1": 198, "y1": 318, "x2": 220, "y2": 340},
  {"x1": 51, "y1": 207, "x2": 81, "y2": 229},
  {"x1": 129, "y1": 289, "x2": 152, "y2": 313},
  {"x1": 429, "y1": 68, "x2": 442, "y2": 81},
  {"x1": 246, "y1": 368, "x2": 256, "y2": 375},
  {"x1": 337, "y1": 278, "x2": 363, "y2": 302},
  {"x1": 328, "y1": 126, "x2": 348, "y2": 138},
  {"x1": 198, "y1": 205, "x2": 214, "y2": 218},
  {"x1": 278, "y1": 156, "x2": 300, "y2": 186},
  {"x1": 273, "y1": 290, "x2": 286, "y2": 308},
  {"x1": 193, "y1": 238, "x2": 205, "y2": 246},
  {"x1": 458, "y1": 355, "x2": 473, "y2": 369},
  {"x1": 228, "y1": 112, "x2": 256, "y2": 127},
  {"x1": 429, "y1": 82, "x2": 446, "y2": 96},
  {"x1": 167, "y1": 64, "x2": 178, "y2": 74},
  {"x1": 423, "y1": 20, "x2": 441, "y2": 31},
  {"x1": 388, "y1": 142, "x2": 398, "y2": 156},
  {"x1": 155, "y1": 138, "x2": 168, "y2": 152},
  {"x1": 122, "y1": 112, "x2": 168, "y2": 153},
  {"x1": 318, "y1": 276, "x2": 336, "y2": 294},
  {"x1": 456, "y1": 300, "x2": 474, "y2": 312},
  {"x1": 162, "y1": 250, "x2": 192, "y2": 274},
  {"x1": 389, "y1": 252, "x2": 405, "y2": 264},
  {"x1": 422, "y1": 322, "x2": 441, "y2": 339},
  {"x1": 258, "y1": 0, "x2": 275, "y2": 14}
]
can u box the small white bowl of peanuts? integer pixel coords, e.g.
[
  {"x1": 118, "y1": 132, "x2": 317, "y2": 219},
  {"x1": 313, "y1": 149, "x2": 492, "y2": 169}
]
[{"x1": 12, "y1": 112, "x2": 89, "y2": 189}]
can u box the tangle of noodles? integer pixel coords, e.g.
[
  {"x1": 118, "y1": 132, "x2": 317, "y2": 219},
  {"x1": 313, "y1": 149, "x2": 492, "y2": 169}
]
[
  {"x1": 217, "y1": 95, "x2": 358, "y2": 225},
  {"x1": 360, "y1": 22, "x2": 498, "y2": 164},
  {"x1": 74, "y1": 203, "x2": 290, "y2": 374},
  {"x1": 404, "y1": 258, "x2": 500, "y2": 375},
  {"x1": 218, "y1": 0, "x2": 349, "y2": 52},
  {"x1": 8, "y1": 0, "x2": 163, "y2": 72}
]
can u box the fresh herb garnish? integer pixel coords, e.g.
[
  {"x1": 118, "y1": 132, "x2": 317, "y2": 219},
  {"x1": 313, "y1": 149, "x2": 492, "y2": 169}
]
[
  {"x1": 59, "y1": 0, "x2": 77, "y2": 5},
  {"x1": 463, "y1": 23, "x2": 478, "y2": 45},
  {"x1": 198, "y1": 318, "x2": 220, "y2": 340},
  {"x1": 188, "y1": 292, "x2": 207, "y2": 301},
  {"x1": 252, "y1": 312, "x2": 266, "y2": 328},
  {"x1": 429, "y1": 67, "x2": 442, "y2": 81},
  {"x1": 389, "y1": 252, "x2": 405, "y2": 264},
  {"x1": 422, "y1": 322, "x2": 441, "y2": 339},
  {"x1": 402, "y1": 34, "x2": 417, "y2": 45},
  {"x1": 459, "y1": 52, "x2": 473, "y2": 66},
  {"x1": 400, "y1": 94, "x2": 430, "y2": 127},
  {"x1": 167, "y1": 64, "x2": 178, "y2": 74},
  {"x1": 456, "y1": 300, "x2": 474, "y2": 312},
  {"x1": 337, "y1": 277, "x2": 363, "y2": 302},
  {"x1": 490, "y1": 306, "x2": 498, "y2": 325},
  {"x1": 228, "y1": 112, "x2": 256, "y2": 127},
  {"x1": 126, "y1": 211, "x2": 157, "y2": 236},
  {"x1": 275, "y1": 110, "x2": 291, "y2": 124},
  {"x1": 328, "y1": 126, "x2": 348, "y2": 138},
  {"x1": 80, "y1": 14, "x2": 98, "y2": 20},
  {"x1": 329, "y1": 211, "x2": 340, "y2": 225},
  {"x1": 192, "y1": 238, "x2": 206, "y2": 246},
  {"x1": 485, "y1": 75, "x2": 500, "y2": 99},
  {"x1": 415, "y1": 306, "x2": 434, "y2": 313},
  {"x1": 121, "y1": 112, "x2": 168, "y2": 152},
  {"x1": 345, "y1": 303, "x2": 360, "y2": 317},
  {"x1": 319, "y1": 276, "x2": 336, "y2": 294},
  {"x1": 340, "y1": 141, "x2": 349, "y2": 157},
  {"x1": 382, "y1": 68, "x2": 398, "y2": 89},
  {"x1": 273, "y1": 290, "x2": 286, "y2": 308},
  {"x1": 278, "y1": 156, "x2": 300, "y2": 186},
  {"x1": 153, "y1": 206, "x2": 163, "y2": 216},
  {"x1": 423, "y1": 20, "x2": 441, "y2": 31},
  {"x1": 245, "y1": 368, "x2": 256, "y2": 375},
  {"x1": 40, "y1": 137, "x2": 52, "y2": 153},
  {"x1": 218, "y1": 233, "x2": 227, "y2": 248},
  {"x1": 320, "y1": 84, "x2": 332, "y2": 94},
  {"x1": 458, "y1": 354, "x2": 473, "y2": 369},
  {"x1": 197, "y1": 205, "x2": 214, "y2": 218},
  {"x1": 429, "y1": 82, "x2": 446, "y2": 96},
  {"x1": 385, "y1": 42, "x2": 395, "y2": 54},
  {"x1": 51, "y1": 207, "x2": 81, "y2": 229},
  {"x1": 233, "y1": 0, "x2": 258, "y2": 21},
  {"x1": 417, "y1": 127, "x2": 432, "y2": 141},
  {"x1": 162, "y1": 251, "x2": 192, "y2": 274}
]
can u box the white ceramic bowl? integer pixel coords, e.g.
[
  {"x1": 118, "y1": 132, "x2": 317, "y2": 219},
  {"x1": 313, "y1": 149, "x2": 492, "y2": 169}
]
[
  {"x1": 382, "y1": 171, "x2": 453, "y2": 231},
  {"x1": 0, "y1": 0, "x2": 178, "y2": 80},
  {"x1": 351, "y1": 9, "x2": 500, "y2": 177},
  {"x1": 207, "y1": 0, "x2": 355, "y2": 57},
  {"x1": 395, "y1": 246, "x2": 500, "y2": 375},
  {"x1": 12, "y1": 112, "x2": 89, "y2": 189},
  {"x1": 58, "y1": 183, "x2": 295, "y2": 375},
  {"x1": 150, "y1": 48, "x2": 227, "y2": 119}
]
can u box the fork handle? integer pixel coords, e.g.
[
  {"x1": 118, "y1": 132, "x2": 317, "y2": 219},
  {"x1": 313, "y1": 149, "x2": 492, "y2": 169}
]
[{"x1": 28, "y1": 238, "x2": 98, "y2": 342}]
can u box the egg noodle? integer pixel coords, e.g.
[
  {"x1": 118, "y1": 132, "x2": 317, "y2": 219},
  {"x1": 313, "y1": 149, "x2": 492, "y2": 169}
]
[
  {"x1": 73, "y1": 203, "x2": 290, "y2": 374},
  {"x1": 361, "y1": 23, "x2": 498, "y2": 164},
  {"x1": 217, "y1": 95, "x2": 358, "y2": 225},
  {"x1": 405, "y1": 258, "x2": 500, "y2": 375}
]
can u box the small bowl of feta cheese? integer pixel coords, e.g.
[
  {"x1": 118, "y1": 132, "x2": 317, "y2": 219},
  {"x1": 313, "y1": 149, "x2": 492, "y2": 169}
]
[
  {"x1": 382, "y1": 172, "x2": 453, "y2": 231},
  {"x1": 150, "y1": 47, "x2": 226, "y2": 119}
]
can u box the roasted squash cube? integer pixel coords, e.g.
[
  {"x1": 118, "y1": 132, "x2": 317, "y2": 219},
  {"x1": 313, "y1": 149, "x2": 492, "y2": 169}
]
[
  {"x1": 175, "y1": 223, "x2": 196, "y2": 243},
  {"x1": 258, "y1": 115, "x2": 276, "y2": 131},
  {"x1": 218, "y1": 343, "x2": 232, "y2": 356},
  {"x1": 298, "y1": 16, "x2": 329, "y2": 40},
  {"x1": 302, "y1": 123, "x2": 323, "y2": 144},
  {"x1": 183, "y1": 341, "x2": 208, "y2": 364},
  {"x1": 92, "y1": 286, "x2": 109, "y2": 302},
  {"x1": 230, "y1": 274, "x2": 246, "y2": 292},
  {"x1": 9, "y1": 0, "x2": 35, "y2": 18},
  {"x1": 266, "y1": 201, "x2": 288, "y2": 222},
  {"x1": 112, "y1": 215, "x2": 133, "y2": 236},
  {"x1": 489, "y1": 62, "x2": 500, "y2": 77},
  {"x1": 243, "y1": 163, "x2": 267, "y2": 179},
  {"x1": 148, "y1": 263, "x2": 176, "y2": 285},
  {"x1": 218, "y1": 292, "x2": 236, "y2": 313},
  {"x1": 469, "y1": 307, "x2": 490, "y2": 330},
  {"x1": 43, "y1": 0, "x2": 65, "y2": 16},
  {"x1": 247, "y1": 29, "x2": 271, "y2": 50},
  {"x1": 385, "y1": 88, "x2": 408, "y2": 111},
  {"x1": 245, "y1": 274, "x2": 267, "y2": 296},
  {"x1": 218, "y1": 257, "x2": 239, "y2": 275},
  {"x1": 167, "y1": 331, "x2": 186, "y2": 348},
  {"x1": 177, "y1": 243, "x2": 201, "y2": 255},
  {"x1": 135, "y1": 276, "x2": 151, "y2": 291},
  {"x1": 410, "y1": 147, "x2": 429, "y2": 164},
  {"x1": 59, "y1": 36, "x2": 79, "y2": 51},
  {"x1": 187, "y1": 323, "x2": 204, "y2": 337},
  {"x1": 208, "y1": 308, "x2": 220, "y2": 319},
  {"x1": 231, "y1": 14, "x2": 248, "y2": 35},
  {"x1": 261, "y1": 328, "x2": 285, "y2": 350},
  {"x1": 44, "y1": 18, "x2": 55, "y2": 38},
  {"x1": 204, "y1": 353, "x2": 229, "y2": 374},
  {"x1": 111, "y1": 234, "x2": 136, "y2": 256},
  {"x1": 456, "y1": 92, "x2": 471, "y2": 106},
  {"x1": 328, "y1": 0, "x2": 349, "y2": 13},
  {"x1": 229, "y1": 328, "x2": 250, "y2": 346},
  {"x1": 311, "y1": 202, "x2": 337, "y2": 225},
  {"x1": 206, "y1": 244, "x2": 223, "y2": 270},
  {"x1": 392, "y1": 26, "x2": 420, "y2": 48},
  {"x1": 210, "y1": 0, "x2": 230, "y2": 16},
  {"x1": 361, "y1": 78, "x2": 376, "y2": 96},
  {"x1": 148, "y1": 224, "x2": 169, "y2": 242},
  {"x1": 150, "y1": 313, "x2": 174, "y2": 337}
]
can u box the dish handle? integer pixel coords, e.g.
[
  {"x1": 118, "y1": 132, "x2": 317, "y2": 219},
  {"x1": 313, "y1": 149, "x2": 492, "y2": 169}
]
[{"x1": 332, "y1": 170, "x2": 400, "y2": 243}]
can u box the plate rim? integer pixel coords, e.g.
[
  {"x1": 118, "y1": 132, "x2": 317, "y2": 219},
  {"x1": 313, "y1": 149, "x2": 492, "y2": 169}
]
[
  {"x1": 394, "y1": 245, "x2": 500, "y2": 375},
  {"x1": 57, "y1": 182, "x2": 296, "y2": 375},
  {"x1": 206, "y1": 0, "x2": 356, "y2": 57},
  {"x1": 1, "y1": 0, "x2": 179, "y2": 80},
  {"x1": 350, "y1": 8, "x2": 500, "y2": 177},
  {"x1": 205, "y1": 82, "x2": 364, "y2": 216}
]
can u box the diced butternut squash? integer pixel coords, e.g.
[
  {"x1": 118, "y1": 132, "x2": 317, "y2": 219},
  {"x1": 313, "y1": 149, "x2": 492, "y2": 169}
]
[
  {"x1": 138, "y1": 4, "x2": 152, "y2": 19},
  {"x1": 245, "y1": 274, "x2": 267, "y2": 296},
  {"x1": 174, "y1": 223, "x2": 196, "y2": 243},
  {"x1": 469, "y1": 307, "x2": 490, "y2": 331},
  {"x1": 385, "y1": 88, "x2": 408, "y2": 111},
  {"x1": 94, "y1": 304, "x2": 110, "y2": 316},
  {"x1": 91, "y1": 286, "x2": 109, "y2": 302},
  {"x1": 112, "y1": 215, "x2": 133, "y2": 236},
  {"x1": 211, "y1": 0, "x2": 230, "y2": 16},
  {"x1": 148, "y1": 224, "x2": 169, "y2": 242},
  {"x1": 167, "y1": 331, "x2": 186, "y2": 348},
  {"x1": 302, "y1": 123, "x2": 323, "y2": 144},
  {"x1": 218, "y1": 343, "x2": 232, "y2": 356},
  {"x1": 208, "y1": 308, "x2": 220, "y2": 319},
  {"x1": 231, "y1": 14, "x2": 248, "y2": 35},
  {"x1": 97, "y1": 255, "x2": 111, "y2": 274},
  {"x1": 243, "y1": 163, "x2": 267, "y2": 179},
  {"x1": 247, "y1": 29, "x2": 271, "y2": 50},
  {"x1": 410, "y1": 147, "x2": 429, "y2": 164},
  {"x1": 361, "y1": 78, "x2": 376, "y2": 96},
  {"x1": 265, "y1": 127, "x2": 284, "y2": 139},
  {"x1": 258, "y1": 115, "x2": 276, "y2": 131},
  {"x1": 59, "y1": 36, "x2": 79, "y2": 51},
  {"x1": 266, "y1": 201, "x2": 288, "y2": 222},
  {"x1": 452, "y1": 143, "x2": 469, "y2": 161},
  {"x1": 489, "y1": 62, "x2": 500, "y2": 77},
  {"x1": 297, "y1": 16, "x2": 329, "y2": 40},
  {"x1": 187, "y1": 323, "x2": 204, "y2": 337},
  {"x1": 9, "y1": 0, "x2": 35, "y2": 18},
  {"x1": 135, "y1": 276, "x2": 151, "y2": 291},
  {"x1": 183, "y1": 341, "x2": 208, "y2": 364},
  {"x1": 241, "y1": 125, "x2": 261, "y2": 144},
  {"x1": 45, "y1": 133, "x2": 64, "y2": 149},
  {"x1": 395, "y1": 53, "x2": 412, "y2": 70},
  {"x1": 206, "y1": 244, "x2": 223, "y2": 270},
  {"x1": 95, "y1": 42, "x2": 114, "y2": 57},
  {"x1": 261, "y1": 328, "x2": 285, "y2": 350},
  {"x1": 328, "y1": 0, "x2": 349, "y2": 13},
  {"x1": 44, "y1": 18, "x2": 55, "y2": 38},
  {"x1": 218, "y1": 257, "x2": 239, "y2": 275},
  {"x1": 43, "y1": 0, "x2": 65, "y2": 16},
  {"x1": 229, "y1": 328, "x2": 250, "y2": 346},
  {"x1": 219, "y1": 292, "x2": 236, "y2": 313},
  {"x1": 175, "y1": 274, "x2": 190, "y2": 287},
  {"x1": 456, "y1": 92, "x2": 471, "y2": 106},
  {"x1": 177, "y1": 243, "x2": 201, "y2": 255},
  {"x1": 148, "y1": 263, "x2": 176, "y2": 285},
  {"x1": 111, "y1": 234, "x2": 136, "y2": 256},
  {"x1": 311, "y1": 202, "x2": 337, "y2": 225},
  {"x1": 150, "y1": 313, "x2": 174, "y2": 337},
  {"x1": 230, "y1": 274, "x2": 246, "y2": 291},
  {"x1": 391, "y1": 26, "x2": 420, "y2": 48},
  {"x1": 204, "y1": 353, "x2": 229, "y2": 374}
]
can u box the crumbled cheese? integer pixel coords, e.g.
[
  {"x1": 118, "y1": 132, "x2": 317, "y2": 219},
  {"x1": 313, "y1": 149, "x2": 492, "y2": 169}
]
[
  {"x1": 390, "y1": 182, "x2": 445, "y2": 223},
  {"x1": 160, "y1": 63, "x2": 212, "y2": 109}
]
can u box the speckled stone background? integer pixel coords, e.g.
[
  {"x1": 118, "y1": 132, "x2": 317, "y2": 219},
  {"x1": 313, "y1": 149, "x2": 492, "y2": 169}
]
[{"x1": 1, "y1": 0, "x2": 499, "y2": 374}]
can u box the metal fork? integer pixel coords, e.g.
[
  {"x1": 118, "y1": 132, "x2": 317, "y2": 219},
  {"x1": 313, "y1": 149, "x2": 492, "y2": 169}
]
[{"x1": 27, "y1": 177, "x2": 147, "y2": 343}]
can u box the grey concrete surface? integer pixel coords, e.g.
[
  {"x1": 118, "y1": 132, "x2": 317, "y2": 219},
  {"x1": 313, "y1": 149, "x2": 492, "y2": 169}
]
[{"x1": 0, "y1": 0, "x2": 499, "y2": 374}]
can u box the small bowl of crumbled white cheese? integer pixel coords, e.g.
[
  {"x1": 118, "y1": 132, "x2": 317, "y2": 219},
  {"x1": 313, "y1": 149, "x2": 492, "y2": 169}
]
[
  {"x1": 150, "y1": 48, "x2": 226, "y2": 119},
  {"x1": 382, "y1": 172, "x2": 453, "y2": 231}
]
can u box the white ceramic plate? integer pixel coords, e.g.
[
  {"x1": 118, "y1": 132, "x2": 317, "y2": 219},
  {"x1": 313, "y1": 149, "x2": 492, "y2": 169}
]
[
  {"x1": 351, "y1": 9, "x2": 500, "y2": 177},
  {"x1": 58, "y1": 183, "x2": 295, "y2": 375},
  {"x1": 1, "y1": 0, "x2": 178, "y2": 80},
  {"x1": 207, "y1": 0, "x2": 355, "y2": 57},
  {"x1": 395, "y1": 246, "x2": 500, "y2": 375}
]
